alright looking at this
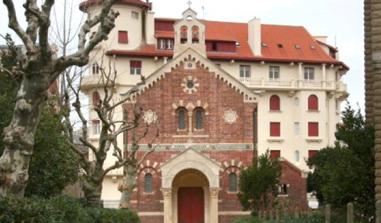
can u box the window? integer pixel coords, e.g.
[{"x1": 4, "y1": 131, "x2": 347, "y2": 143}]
[
  {"x1": 308, "y1": 150, "x2": 318, "y2": 159},
  {"x1": 269, "y1": 95, "x2": 280, "y2": 111},
  {"x1": 270, "y1": 122, "x2": 281, "y2": 137},
  {"x1": 131, "y1": 11, "x2": 139, "y2": 19},
  {"x1": 308, "y1": 95, "x2": 319, "y2": 111},
  {"x1": 194, "y1": 107, "x2": 204, "y2": 130},
  {"x1": 308, "y1": 122, "x2": 319, "y2": 137},
  {"x1": 92, "y1": 63, "x2": 100, "y2": 75},
  {"x1": 158, "y1": 39, "x2": 174, "y2": 50},
  {"x1": 130, "y1": 60, "x2": 142, "y2": 75},
  {"x1": 144, "y1": 173, "x2": 153, "y2": 193},
  {"x1": 278, "y1": 184, "x2": 288, "y2": 195},
  {"x1": 269, "y1": 66, "x2": 280, "y2": 80},
  {"x1": 294, "y1": 122, "x2": 300, "y2": 135},
  {"x1": 239, "y1": 65, "x2": 251, "y2": 78},
  {"x1": 180, "y1": 26, "x2": 188, "y2": 43},
  {"x1": 228, "y1": 173, "x2": 238, "y2": 192},
  {"x1": 304, "y1": 67, "x2": 315, "y2": 80},
  {"x1": 92, "y1": 91, "x2": 101, "y2": 106},
  {"x1": 92, "y1": 120, "x2": 100, "y2": 135},
  {"x1": 270, "y1": 150, "x2": 281, "y2": 159},
  {"x1": 177, "y1": 107, "x2": 187, "y2": 130},
  {"x1": 118, "y1": 31, "x2": 128, "y2": 44},
  {"x1": 294, "y1": 150, "x2": 300, "y2": 162}
]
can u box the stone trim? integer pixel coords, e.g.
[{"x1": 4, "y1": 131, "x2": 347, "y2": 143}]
[
  {"x1": 136, "y1": 143, "x2": 253, "y2": 151},
  {"x1": 138, "y1": 212, "x2": 164, "y2": 216},
  {"x1": 218, "y1": 211, "x2": 251, "y2": 216}
]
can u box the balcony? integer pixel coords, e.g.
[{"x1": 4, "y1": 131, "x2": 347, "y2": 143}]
[
  {"x1": 80, "y1": 73, "x2": 118, "y2": 91},
  {"x1": 240, "y1": 78, "x2": 347, "y2": 92}
]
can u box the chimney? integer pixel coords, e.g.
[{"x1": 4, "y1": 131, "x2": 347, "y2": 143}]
[
  {"x1": 145, "y1": 10, "x2": 155, "y2": 44},
  {"x1": 248, "y1": 17, "x2": 261, "y2": 56}
]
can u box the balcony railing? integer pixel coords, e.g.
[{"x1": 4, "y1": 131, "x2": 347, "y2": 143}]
[{"x1": 240, "y1": 78, "x2": 347, "y2": 92}]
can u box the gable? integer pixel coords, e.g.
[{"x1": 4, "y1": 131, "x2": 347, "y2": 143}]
[{"x1": 135, "y1": 47, "x2": 257, "y2": 103}]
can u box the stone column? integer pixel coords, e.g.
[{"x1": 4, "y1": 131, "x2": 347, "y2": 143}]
[
  {"x1": 162, "y1": 188, "x2": 173, "y2": 223},
  {"x1": 298, "y1": 62, "x2": 303, "y2": 88},
  {"x1": 322, "y1": 64, "x2": 327, "y2": 88},
  {"x1": 210, "y1": 188, "x2": 219, "y2": 223}
]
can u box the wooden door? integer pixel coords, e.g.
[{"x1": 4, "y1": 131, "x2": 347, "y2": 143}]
[{"x1": 178, "y1": 187, "x2": 204, "y2": 223}]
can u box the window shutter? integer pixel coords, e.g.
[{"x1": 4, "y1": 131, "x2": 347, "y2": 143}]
[
  {"x1": 308, "y1": 150, "x2": 318, "y2": 159},
  {"x1": 118, "y1": 31, "x2": 128, "y2": 43},
  {"x1": 270, "y1": 150, "x2": 281, "y2": 159},
  {"x1": 308, "y1": 122, "x2": 319, "y2": 137},
  {"x1": 270, "y1": 95, "x2": 280, "y2": 111},
  {"x1": 270, "y1": 122, "x2": 281, "y2": 137},
  {"x1": 92, "y1": 91, "x2": 101, "y2": 106},
  {"x1": 308, "y1": 95, "x2": 319, "y2": 110}
]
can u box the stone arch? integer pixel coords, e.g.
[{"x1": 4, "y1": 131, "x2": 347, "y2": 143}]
[{"x1": 161, "y1": 149, "x2": 220, "y2": 188}]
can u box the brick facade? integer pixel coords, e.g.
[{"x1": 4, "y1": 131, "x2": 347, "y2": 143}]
[{"x1": 122, "y1": 60, "x2": 307, "y2": 222}]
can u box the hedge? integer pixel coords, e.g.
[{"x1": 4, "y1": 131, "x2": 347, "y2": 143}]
[{"x1": 0, "y1": 195, "x2": 140, "y2": 223}]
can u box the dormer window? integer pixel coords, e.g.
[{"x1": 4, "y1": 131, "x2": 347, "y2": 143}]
[{"x1": 158, "y1": 39, "x2": 174, "y2": 50}]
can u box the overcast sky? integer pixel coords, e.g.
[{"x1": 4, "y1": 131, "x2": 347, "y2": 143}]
[{"x1": 0, "y1": 0, "x2": 364, "y2": 110}]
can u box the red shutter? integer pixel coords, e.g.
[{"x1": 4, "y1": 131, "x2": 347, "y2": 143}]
[
  {"x1": 130, "y1": 60, "x2": 142, "y2": 68},
  {"x1": 308, "y1": 95, "x2": 318, "y2": 111},
  {"x1": 270, "y1": 122, "x2": 281, "y2": 137},
  {"x1": 118, "y1": 31, "x2": 128, "y2": 43},
  {"x1": 308, "y1": 122, "x2": 319, "y2": 137},
  {"x1": 270, "y1": 150, "x2": 281, "y2": 159},
  {"x1": 308, "y1": 150, "x2": 318, "y2": 159},
  {"x1": 270, "y1": 95, "x2": 280, "y2": 111},
  {"x1": 92, "y1": 91, "x2": 100, "y2": 106}
]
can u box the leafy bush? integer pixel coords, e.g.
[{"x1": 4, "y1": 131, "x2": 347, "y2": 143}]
[
  {"x1": 234, "y1": 214, "x2": 325, "y2": 223},
  {"x1": 0, "y1": 196, "x2": 140, "y2": 223}
]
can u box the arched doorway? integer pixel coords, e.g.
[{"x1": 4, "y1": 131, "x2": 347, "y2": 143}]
[
  {"x1": 160, "y1": 149, "x2": 220, "y2": 223},
  {"x1": 173, "y1": 169, "x2": 209, "y2": 223}
]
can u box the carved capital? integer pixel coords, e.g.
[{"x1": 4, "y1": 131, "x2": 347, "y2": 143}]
[
  {"x1": 161, "y1": 188, "x2": 172, "y2": 198},
  {"x1": 209, "y1": 187, "x2": 220, "y2": 198}
]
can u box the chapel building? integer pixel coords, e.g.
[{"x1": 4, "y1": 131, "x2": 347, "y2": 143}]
[{"x1": 79, "y1": 1, "x2": 348, "y2": 223}]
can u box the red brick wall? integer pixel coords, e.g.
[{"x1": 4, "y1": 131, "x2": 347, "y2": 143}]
[
  {"x1": 124, "y1": 61, "x2": 257, "y2": 144},
  {"x1": 278, "y1": 161, "x2": 308, "y2": 210},
  {"x1": 122, "y1": 60, "x2": 307, "y2": 222}
]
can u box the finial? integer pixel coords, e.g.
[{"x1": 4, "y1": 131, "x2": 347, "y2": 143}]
[{"x1": 187, "y1": 0, "x2": 192, "y2": 8}]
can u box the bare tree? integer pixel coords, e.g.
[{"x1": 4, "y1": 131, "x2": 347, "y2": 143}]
[
  {"x1": 0, "y1": 0, "x2": 119, "y2": 197},
  {"x1": 62, "y1": 59, "x2": 157, "y2": 207}
]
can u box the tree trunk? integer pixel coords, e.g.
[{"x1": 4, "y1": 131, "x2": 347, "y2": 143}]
[
  {"x1": 372, "y1": 0, "x2": 381, "y2": 203},
  {"x1": 0, "y1": 72, "x2": 48, "y2": 197},
  {"x1": 119, "y1": 162, "x2": 138, "y2": 209},
  {"x1": 82, "y1": 174, "x2": 104, "y2": 208},
  {"x1": 365, "y1": 0, "x2": 374, "y2": 122}
]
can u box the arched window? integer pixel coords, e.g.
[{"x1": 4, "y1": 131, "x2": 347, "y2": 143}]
[
  {"x1": 269, "y1": 95, "x2": 280, "y2": 111},
  {"x1": 308, "y1": 95, "x2": 319, "y2": 111},
  {"x1": 194, "y1": 107, "x2": 205, "y2": 130},
  {"x1": 144, "y1": 173, "x2": 153, "y2": 193},
  {"x1": 92, "y1": 91, "x2": 101, "y2": 106},
  {"x1": 180, "y1": 26, "x2": 188, "y2": 44},
  {"x1": 228, "y1": 173, "x2": 238, "y2": 192},
  {"x1": 192, "y1": 26, "x2": 199, "y2": 43},
  {"x1": 177, "y1": 107, "x2": 187, "y2": 130}
]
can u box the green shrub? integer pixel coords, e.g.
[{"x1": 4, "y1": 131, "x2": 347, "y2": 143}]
[
  {"x1": 0, "y1": 196, "x2": 139, "y2": 223},
  {"x1": 234, "y1": 214, "x2": 325, "y2": 223}
]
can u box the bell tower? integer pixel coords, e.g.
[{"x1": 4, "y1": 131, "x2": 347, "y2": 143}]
[{"x1": 173, "y1": 7, "x2": 206, "y2": 57}]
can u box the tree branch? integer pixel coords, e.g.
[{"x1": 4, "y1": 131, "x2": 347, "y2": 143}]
[{"x1": 3, "y1": 0, "x2": 36, "y2": 52}]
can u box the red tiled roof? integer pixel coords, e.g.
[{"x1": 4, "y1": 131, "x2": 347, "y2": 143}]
[
  {"x1": 80, "y1": 0, "x2": 151, "y2": 12},
  {"x1": 108, "y1": 18, "x2": 348, "y2": 69}
]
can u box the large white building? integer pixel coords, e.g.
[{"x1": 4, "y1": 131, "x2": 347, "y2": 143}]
[{"x1": 80, "y1": 1, "x2": 348, "y2": 222}]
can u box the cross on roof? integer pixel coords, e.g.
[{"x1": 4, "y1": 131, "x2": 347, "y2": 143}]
[{"x1": 187, "y1": 0, "x2": 192, "y2": 8}]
